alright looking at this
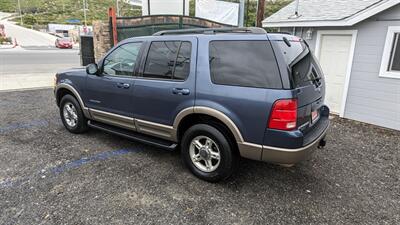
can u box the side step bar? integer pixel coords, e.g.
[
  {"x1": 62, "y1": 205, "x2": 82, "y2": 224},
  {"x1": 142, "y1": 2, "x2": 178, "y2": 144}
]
[{"x1": 88, "y1": 120, "x2": 178, "y2": 151}]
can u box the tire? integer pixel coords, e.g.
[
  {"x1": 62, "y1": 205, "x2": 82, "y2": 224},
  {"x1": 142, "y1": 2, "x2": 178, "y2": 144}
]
[
  {"x1": 60, "y1": 94, "x2": 88, "y2": 134},
  {"x1": 181, "y1": 124, "x2": 239, "y2": 182}
]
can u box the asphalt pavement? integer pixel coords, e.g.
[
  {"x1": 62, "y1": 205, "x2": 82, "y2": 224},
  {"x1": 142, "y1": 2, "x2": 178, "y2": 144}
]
[
  {"x1": 0, "y1": 48, "x2": 80, "y2": 91},
  {"x1": 0, "y1": 12, "x2": 80, "y2": 91},
  {"x1": 0, "y1": 89, "x2": 399, "y2": 225},
  {"x1": 0, "y1": 48, "x2": 80, "y2": 75}
]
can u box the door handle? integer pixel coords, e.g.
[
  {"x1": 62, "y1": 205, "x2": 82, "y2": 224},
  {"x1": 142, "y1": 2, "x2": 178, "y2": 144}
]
[
  {"x1": 172, "y1": 88, "x2": 190, "y2": 95},
  {"x1": 117, "y1": 83, "x2": 130, "y2": 89}
]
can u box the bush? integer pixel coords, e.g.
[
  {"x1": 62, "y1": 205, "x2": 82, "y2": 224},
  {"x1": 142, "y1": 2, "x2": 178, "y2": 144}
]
[
  {"x1": 22, "y1": 14, "x2": 38, "y2": 25},
  {"x1": 0, "y1": 36, "x2": 12, "y2": 44}
]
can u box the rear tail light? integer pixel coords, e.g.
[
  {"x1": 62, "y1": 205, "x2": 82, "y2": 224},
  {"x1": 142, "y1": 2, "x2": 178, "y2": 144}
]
[{"x1": 268, "y1": 99, "x2": 298, "y2": 131}]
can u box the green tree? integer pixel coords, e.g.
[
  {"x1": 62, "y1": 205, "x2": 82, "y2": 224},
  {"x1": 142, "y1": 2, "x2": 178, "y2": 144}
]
[
  {"x1": 0, "y1": 0, "x2": 16, "y2": 12},
  {"x1": 14, "y1": 0, "x2": 141, "y2": 26}
]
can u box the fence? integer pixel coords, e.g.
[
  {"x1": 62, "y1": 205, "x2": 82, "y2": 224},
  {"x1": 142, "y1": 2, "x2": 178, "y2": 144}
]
[
  {"x1": 91, "y1": 8, "x2": 235, "y2": 61},
  {"x1": 109, "y1": 8, "x2": 235, "y2": 46}
]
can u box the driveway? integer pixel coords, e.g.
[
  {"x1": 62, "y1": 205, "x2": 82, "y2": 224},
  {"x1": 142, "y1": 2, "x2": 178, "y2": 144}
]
[
  {"x1": 0, "y1": 89, "x2": 399, "y2": 224},
  {"x1": 1, "y1": 13, "x2": 56, "y2": 47}
]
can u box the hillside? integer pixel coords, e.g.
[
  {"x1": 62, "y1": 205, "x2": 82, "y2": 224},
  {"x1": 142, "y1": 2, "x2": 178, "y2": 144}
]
[
  {"x1": 0, "y1": 0, "x2": 141, "y2": 25},
  {"x1": 0, "y1": 0, "x2": 291, "y2": 27}
]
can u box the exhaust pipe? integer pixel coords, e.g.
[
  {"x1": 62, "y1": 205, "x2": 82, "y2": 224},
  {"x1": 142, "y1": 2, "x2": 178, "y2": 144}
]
[{"x1": 318, "y1": 138, "x2": 326, "y2": 149}]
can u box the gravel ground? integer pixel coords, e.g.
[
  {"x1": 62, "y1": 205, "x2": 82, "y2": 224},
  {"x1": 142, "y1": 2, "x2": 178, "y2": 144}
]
[{"x1": 0, "y1": 89, "x2": 399, "y2": 225}]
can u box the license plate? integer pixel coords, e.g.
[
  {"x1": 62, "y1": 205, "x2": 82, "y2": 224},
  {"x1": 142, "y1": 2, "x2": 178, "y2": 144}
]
[{"x1": 311, "y1": 110, "x2": 319, "y2": 123}]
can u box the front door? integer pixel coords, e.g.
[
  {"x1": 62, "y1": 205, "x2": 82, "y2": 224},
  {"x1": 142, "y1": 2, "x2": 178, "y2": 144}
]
[
  {"x1": 132, "y1": 38, "x2": 197, "y2": 139},
  {"x1": 317, "y1": 32, "x2": 355, "y2": 114},
  {"x1": 85, "y1": 42, "x2": 143, "y2": 129}
]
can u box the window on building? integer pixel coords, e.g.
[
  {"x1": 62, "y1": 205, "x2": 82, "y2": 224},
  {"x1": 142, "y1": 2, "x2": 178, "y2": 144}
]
[
  {"x1": 379, "y1": 27, "x2": 400, "y2": 78},
  {"x1": 388, "y1": 33, "x2": 400, "y2": 72},
  {"x1": 143, "y1": 41, "x2": 191, "y2": 80}
]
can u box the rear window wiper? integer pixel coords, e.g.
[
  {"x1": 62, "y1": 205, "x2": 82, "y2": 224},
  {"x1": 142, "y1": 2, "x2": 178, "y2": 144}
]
[{"x1": 282, "y1": 37, "x2": 291, "y2": 47}]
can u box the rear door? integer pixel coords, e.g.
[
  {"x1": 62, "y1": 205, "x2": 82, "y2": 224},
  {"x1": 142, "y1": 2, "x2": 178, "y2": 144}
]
[
  {"x1": 132, "y1": 37, "x2": 197, "y2": 137},
  {"x1": 196, "y1": 36, "x2": 285, "y2": 145}
]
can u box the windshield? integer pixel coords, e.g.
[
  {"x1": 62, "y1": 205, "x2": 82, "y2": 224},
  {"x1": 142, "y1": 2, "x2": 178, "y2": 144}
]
[{"x1": 60, "y1": 38, "x2": 71, "y2": 42}]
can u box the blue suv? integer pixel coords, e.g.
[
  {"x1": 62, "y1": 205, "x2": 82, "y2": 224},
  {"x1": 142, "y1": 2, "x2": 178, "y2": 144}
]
[{"x1": 54, "y1": 28, "x2": 329, "y2": 182}]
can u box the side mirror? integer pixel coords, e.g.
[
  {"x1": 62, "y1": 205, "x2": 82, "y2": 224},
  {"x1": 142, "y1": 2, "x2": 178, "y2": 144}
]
[{"x1": 86, "y1": 63, "x2": 99, "y2": 75}]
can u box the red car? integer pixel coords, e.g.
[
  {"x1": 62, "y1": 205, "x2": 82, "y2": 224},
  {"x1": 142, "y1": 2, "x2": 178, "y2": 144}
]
[{"x1": 55, "y1": 37, "x2": 73, "y2": 49}]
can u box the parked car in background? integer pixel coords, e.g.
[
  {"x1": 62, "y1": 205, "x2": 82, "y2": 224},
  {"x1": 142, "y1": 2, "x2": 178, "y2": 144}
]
[
  {"x1": 54, "y1": 28, "x2": 329, "y2": 182},
  {"x1": 55, "y1": 37, "x2": 73, "y2": 49}
]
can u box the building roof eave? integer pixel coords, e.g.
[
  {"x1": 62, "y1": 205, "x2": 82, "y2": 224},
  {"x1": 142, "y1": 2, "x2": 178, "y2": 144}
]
[{"x1": 263, "y1": 0, "x2": 400, "y2": 28}]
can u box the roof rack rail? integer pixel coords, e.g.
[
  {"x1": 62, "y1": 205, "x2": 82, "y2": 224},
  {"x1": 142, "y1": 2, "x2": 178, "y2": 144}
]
[
  {"x1": 153, "y1": 27, "x2": 267, "y2": 36},
  {"x1": 269, "y1": 32, "x2": 291, "y2": 35}
]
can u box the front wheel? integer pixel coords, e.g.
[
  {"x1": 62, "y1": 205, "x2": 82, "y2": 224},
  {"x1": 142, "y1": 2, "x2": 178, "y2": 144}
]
[
  {"x1": 181, "y1": 124, "x2": 239, "y2": 182},
  {"x1": 60, "y1": 94, "x2": 88, "y2": 134}
]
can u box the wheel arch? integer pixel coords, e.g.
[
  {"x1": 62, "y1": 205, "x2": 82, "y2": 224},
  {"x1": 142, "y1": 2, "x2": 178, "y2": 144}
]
[
  {"x1": 55, "y1": 83, "x2": 90, "y2": 118},
  {"x1": 174, "y1": 107, "x2": 244, "y2": 144}
]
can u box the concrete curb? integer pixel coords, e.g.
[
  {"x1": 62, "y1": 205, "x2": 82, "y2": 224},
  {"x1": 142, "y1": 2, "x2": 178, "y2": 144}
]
[{"x1": 0, "y1": 73, "x2": 55, "y2": 91}]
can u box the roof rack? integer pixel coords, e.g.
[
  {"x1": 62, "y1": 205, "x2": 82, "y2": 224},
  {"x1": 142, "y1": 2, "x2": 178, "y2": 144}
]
[{"x1": 153, "y1": 27, "x2": 267, "y2": 36}]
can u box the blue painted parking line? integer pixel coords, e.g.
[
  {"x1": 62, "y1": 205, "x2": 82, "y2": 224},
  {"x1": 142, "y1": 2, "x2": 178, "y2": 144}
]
[
  {"x1": 51, "y1": 148, "x2": 139, "y2": 174},
  {"x1": 0, "y1": 118, "x2": 62, "y2": 134},
  {"x1": 0, "y1": 119, "x2": 49, "y2": 133},
  {"x1": 0, "y1": 148, "x2": 140, "y2": 189}
]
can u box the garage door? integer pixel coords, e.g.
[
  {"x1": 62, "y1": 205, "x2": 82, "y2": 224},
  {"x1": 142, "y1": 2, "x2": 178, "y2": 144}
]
[{"x1": 318, "y1": 34, "x2": 353, "y2": 114}]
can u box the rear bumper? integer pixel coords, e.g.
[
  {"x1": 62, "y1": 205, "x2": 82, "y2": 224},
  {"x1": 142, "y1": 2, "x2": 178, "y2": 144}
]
[
  {"x1": 238, "y1": 118, "x2": 329, "y2": 164},
  {"x1": 260, "y1": 123, "x2": 328, "y2": 164}
]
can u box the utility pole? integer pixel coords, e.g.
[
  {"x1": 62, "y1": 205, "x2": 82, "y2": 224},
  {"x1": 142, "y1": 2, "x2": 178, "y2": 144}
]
[
  {"x1": 256, "y1": 0, "x2": 265, "y2": 27},
  {"x1": 147, "y1": 0, "x2": 151, "y2": 16},
  {"x1": 17, "y1": 0, "x2": 23, "y2": 25},
  {"x1": 182, "y1": 0, "x2": 185, "y2": 16},
  {"x1": 238, "y1": 0, "x2": 245, "y2": 27},
  {"x1": 116, "y1": 0, "x2": 120, "y2": 16},
  {"x1": 83, "y1": 0, "x2": 87, "y2": 27}
]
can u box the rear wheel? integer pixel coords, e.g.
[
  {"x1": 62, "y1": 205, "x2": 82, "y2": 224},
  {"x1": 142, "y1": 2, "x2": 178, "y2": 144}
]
[
  {"x1": 60, "y1": 94, "x2": 88, "y2": 134},
  {"x1": 181, "y1": 124, "x2": 239, "y2": 182}
]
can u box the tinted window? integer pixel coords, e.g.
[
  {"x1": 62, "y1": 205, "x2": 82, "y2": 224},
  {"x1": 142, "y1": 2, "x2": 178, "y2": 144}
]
[
  {"x1": 275, "y1": 39, "x2": 322, "y2": 88},
  {"x1": 174, "y1": 42, "x2": 191, "y2": 80},
  {"x1": 275, "y1": 40, "x2": 307, "y2": 66},
  {"x1": 103, "y1": 42, "x2": 142, "y2": 76},
  {"x1": 209, "y1": 41, "x2": 282, "y2": 89},
  {"x1": 143, "y1": 41, "x2": 191, "y2": 80}
]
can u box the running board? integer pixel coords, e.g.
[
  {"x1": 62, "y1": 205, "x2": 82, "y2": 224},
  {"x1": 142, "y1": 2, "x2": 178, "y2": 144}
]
[{"x1": 88, "y1": 120, "x2": 178, "y2": 151}]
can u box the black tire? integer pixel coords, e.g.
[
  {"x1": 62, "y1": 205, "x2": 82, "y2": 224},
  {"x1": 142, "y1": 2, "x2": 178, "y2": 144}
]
[
  {"x1": 60, "y1": 94, "x2": 88, "y2": 134},
  {"x1": 181, "y1": 124, "x2": 239, "y2": 182}
]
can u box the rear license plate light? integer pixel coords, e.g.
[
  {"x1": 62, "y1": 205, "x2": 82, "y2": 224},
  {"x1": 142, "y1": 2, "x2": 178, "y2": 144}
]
[{"x1": 311, "y1": 110, "x2": 319, "y2": 123}]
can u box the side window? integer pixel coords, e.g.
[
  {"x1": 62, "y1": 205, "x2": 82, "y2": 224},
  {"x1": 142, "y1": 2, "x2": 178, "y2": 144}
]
[
  {"x1": 103, "y1": 42, "x2": 142, "y2": 76},
  {"x1": 143, "y1": 41, "x2": 191, "y2": 80},
  {"x1": 209, "y1": 40, "x2": 282, "y2": 89},
  {"x1": 174, "y1": 42, "x2": 191, "y2": 80}
]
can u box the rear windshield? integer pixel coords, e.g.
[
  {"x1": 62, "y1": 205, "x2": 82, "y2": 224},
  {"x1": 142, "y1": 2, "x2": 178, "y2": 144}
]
[
  {"x1": 275, "y1": 40, "x2": 322, "y2": 88},
  {"x1": 209, "y1": 40, "x2": 282, "y2": 89}
]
